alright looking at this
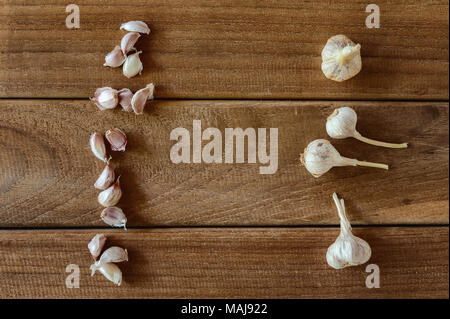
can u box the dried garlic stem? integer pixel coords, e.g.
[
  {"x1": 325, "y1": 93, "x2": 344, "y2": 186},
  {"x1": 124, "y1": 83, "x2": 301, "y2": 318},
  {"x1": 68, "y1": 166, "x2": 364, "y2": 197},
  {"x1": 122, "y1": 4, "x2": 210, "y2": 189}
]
[
  {"x1": 340, "y1": 156, "x2": 389, "y2": 170},
  {"x1": 353, "y1": 132, "x2": 408, "y2": 149}
]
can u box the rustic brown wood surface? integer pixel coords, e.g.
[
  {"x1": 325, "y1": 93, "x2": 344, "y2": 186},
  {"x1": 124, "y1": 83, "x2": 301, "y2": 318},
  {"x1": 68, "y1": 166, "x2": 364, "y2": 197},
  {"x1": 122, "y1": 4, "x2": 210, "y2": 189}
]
[
  {"x1": 0, "y1": 0, "x2": 448, "y2": 99},
  {"x1": 0, "y1": 227, "x2": 447, "y2": 299},
  {"x1": 0, "y1": 100, "x2": 447, "y2": 227}
]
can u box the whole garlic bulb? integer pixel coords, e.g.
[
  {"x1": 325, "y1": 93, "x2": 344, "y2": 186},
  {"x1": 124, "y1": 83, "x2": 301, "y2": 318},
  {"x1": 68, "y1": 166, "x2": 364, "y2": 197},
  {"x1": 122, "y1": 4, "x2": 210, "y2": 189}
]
[
  {"x1": 327, "y1": 107, "x2": 408, "y2": 148},
  {"x1": 299, "y1": 139, "x2": 388, "y2": 178},
  {"x1": 326, "y1": 193, "x2": 371, "y2": 269},
  {"x1": 321, "y1": 35, "x2": 362, "y2": 82}
]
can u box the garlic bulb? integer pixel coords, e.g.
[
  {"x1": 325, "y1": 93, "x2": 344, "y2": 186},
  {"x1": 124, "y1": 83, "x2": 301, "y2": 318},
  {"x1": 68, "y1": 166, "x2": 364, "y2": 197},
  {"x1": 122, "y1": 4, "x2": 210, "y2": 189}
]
[
  {"x1": 90, "y1": 262, "x2": 122, "y2": 286},
  {"x1": 90, "y1": 87, "x2": 118, "y2": 110},
  {"x1": 118, "y1": 88, "x2": 133, "y2": 112},
  {"x1": 327, "y1": 107, "x2": 408, "y2": 148},
  {"x1": 123, "y1": 51, "x2": 143, "y2": 78},
  {"x1": 299, "y1": 139, "x2": 388, "y2": 178},
  {"x1": 131, "y1": 83, "x2": 154, "y2": 114},
  {"x1": 89, "y1": 132, "x2": 108, "y2": 162},
  {"x1": 94, "y1": 163, "x2": 115, "y2": 190},
  {"x1": 321, "y1": 35, "x2": 362, "y2": 82},
  {"x1": 87, "y1": 234, "x2": 106, "y2": 259},
  {"x1": 104, "y1": 45, "x2": 125, "y2": 68},
  {"x1": 120, "y1": 21, "x2": 150, "y2": 34},
  {"x1": 120, "y1": 32, "x2": 140, "y2": 55},
  {"x1": 101, "y1": 206, "x2": 127, "y2": 229},
  {"x1": 105, "y1": 128, "x2": 127, "y2": 152},
  {"x1": 98, "y1": 178, "x2": 122, "y2": 207},
  {"x1": 98, "y1": 247, "x2": 128, "y2": 264},
  {"x1": 326, "y1": 193, "x2": 371, "y2": 269}
]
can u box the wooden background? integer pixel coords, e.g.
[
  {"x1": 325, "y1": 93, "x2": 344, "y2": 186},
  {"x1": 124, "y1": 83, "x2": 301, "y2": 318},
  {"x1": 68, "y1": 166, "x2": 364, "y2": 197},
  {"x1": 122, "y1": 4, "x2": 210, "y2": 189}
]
[{"x1": 0, "y1": 0, "x2": 448, "y2": 298}]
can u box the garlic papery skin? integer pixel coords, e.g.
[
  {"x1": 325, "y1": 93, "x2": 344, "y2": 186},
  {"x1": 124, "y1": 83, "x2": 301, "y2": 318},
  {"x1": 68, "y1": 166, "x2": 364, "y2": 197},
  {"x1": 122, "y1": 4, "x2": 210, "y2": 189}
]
[
  {"x1": 326, "y1": 193, "x2": 371, "y2": 269},
  {"x1": 120, "y1": 32, "x2": 140, "y2": 55},
  {"x1": 90, "y1": 262, "x2": 122, "y2": 286},
  {"x1": 94, "y1": 163, "x2": 115, "y2": 190},
  {"x1": 327, "y1": 107, "x2": 408, "y2": 148},
  {"x1": 299, "y1": 139, "x2": 388, "y2": 178},
  {"x1": 123, "y1": 51, "x2": 143, "y2": 78},
  {"x1": 321, "y1": 35, "x2": 362, "y2": 82},
  {"x1": 99, "y1": 246, "x2": 128, "y2": 264},
  {"x1": 104, "y1": 45, "x2": 125, "y2": 68},
  {"x1": 98, "y1": 178, "x2": 122, "y2": 207},
  {"x1": 101, "y1": 206, "x2": 127, "y2": 229},
  {"x1": 118, "y1": 88, "x2": 133, "y2": 112},
  {"x1": 120, "y1": 21, "x2": 150, "y2": 34},
  {"x1": 131, "y1": 83, "x2": 154, "y2": 115},
  {"x1": 87, "y1": 234, "x2": 107, "y2": 260},
  {"x1": 90, "y1": 87, "x2": 118, "y2": 111},
  {"x1": 105, "y1": 128, "x2": 127, "y2": 152},
  {"x1": 90, "y1": 132, "x2": 108, "y2": 162}
]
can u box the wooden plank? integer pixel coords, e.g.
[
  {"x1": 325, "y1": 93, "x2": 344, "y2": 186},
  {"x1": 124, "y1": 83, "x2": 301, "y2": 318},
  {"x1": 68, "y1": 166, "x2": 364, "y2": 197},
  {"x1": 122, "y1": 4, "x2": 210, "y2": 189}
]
[
  {"x1": 0, "y1": 0, "x2": 448, "y2": 99},
  {"x1": 0, "y1": 227, "x2": 447, "y2": 298},
  {"x1": 0, "y1": 100, "x2": 448, "y2": 227}
]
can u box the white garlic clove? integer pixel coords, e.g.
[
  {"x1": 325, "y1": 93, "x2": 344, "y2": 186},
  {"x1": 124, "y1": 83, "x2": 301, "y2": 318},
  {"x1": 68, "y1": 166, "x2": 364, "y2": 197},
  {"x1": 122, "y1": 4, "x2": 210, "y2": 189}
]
[
  {"x1": 131, "y1": 83, "x2": 154, "y2": 115},
  {"x1": 90, "y1": 87, "x2": 119, "y2": 110},
  {"x1": 326, "y1": 193, "x2": 371, "y2": 269},
  {"x1": 123, "y1": 51, "x2": 143, "y2": 78},
  {"x1": 120, "y1": 32, "x2": 141, "y2": 55},
  {"x1": 118, "y1": 88, "x2": 134, "y2": 112},
  {"x1": 327, "y1": 107, "x2": 408, "y2": 148},
  {"x1": 120, "y1": 21, "x2": 150, "y2": 34},
  {"x1": 90, "y1": 262, "x2": 122, "y2": 286},
  {"x1": 90, "y1": 132, "x2": 109, "y2": 162},
  {"x1": 105, "y1": 128, "x2": 127, "y2": 152},
  {"x1": 299, "y1": 139, "x2": 388, "y2": 178},
  {"x1": 99, "y1": 246, "x2": 128, "y2": 264},
  {"x1": 321, "y1": 35, "x2": 362, "y2": 82},
  {"x1": 94, "y1": 163, "x2": 115, "y2": 190},
  {"x1": 87, "y1": 234, "x2": 107, "y2": 260},
  {"x1": 98, "y1": 178, "x2": 122, "y2": 207},
  {"x1": 101, "y1": 206, "x2": 127, "y2": 229},
  {"x1": 104, "y1": 45, "x2": 126, "y2": 68}
]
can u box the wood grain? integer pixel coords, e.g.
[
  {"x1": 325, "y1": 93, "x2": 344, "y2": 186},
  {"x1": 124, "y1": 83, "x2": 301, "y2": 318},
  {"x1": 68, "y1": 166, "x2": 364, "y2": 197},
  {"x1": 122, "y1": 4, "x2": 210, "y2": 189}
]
[
  {"x1": 0, "y1": 100, "x2": 447, "y2": 227},
  {"x1": 0, "y1": 0, "x2": 448, "y2": 99},
  {"x1": 0, "y1": 227, "x2": 447, "y2": 299}
]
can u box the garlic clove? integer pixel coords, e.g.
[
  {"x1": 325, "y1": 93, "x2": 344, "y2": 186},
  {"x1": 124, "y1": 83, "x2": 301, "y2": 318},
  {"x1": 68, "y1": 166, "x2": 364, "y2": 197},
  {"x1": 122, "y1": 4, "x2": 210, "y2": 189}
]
[
  {"x1": 94, "y1": 163, "x2": 115, "y2": 190},
  {"x1": 98, "y1": 178, "x2": 122, "y2": 207},
  {"x1": 90, "y1": 87, "x2": 119, "y2": 111},
  {"x1": 326, "y1": 193, "x2": 371, "y2": 269},
  {"x1": 99, "y1": 246, "x2": 128, "y2": 264},
  {"x1": 321, "y1": 35, "x2": 362, "y2": 82},
  {"x1": 122, "y1": 51, "x2": 143, "y2": 78},
  {"x1": 327, "y1": 107, "x2": 408, "y2": 148},
  {"x1": 120, "y1": 21, "x2": 150, "y2": 34},
  {"x1": 104, "y1": 45, "x2": 126, "y2": 68},
  {"x1": 120, "y1": 32, "x2": 141, "y2": 55},
  {"x1": 105, "y1": 128, "x2": 127, "y2": 152},
  {"x1": 90, "y1": 132, "x2": 109, "y2": 162},
  {"x1": 131, "y1": 83, "x2": 154, "y2": 115},
  {"x1": 100, "y1": 206, "x2": 127, "y2": 229},
  {"x1": 87, "y1": 234, "x2": 107, "y2": 260},
  {"x1": 299, "y1": 139, "x2": 388, "y2": 178},
  {"x1": 90, "y1": 262, "x2": 122, "y2": 286},
  {"x1": 118, "y1": 88, "x2": 134, "y2": 112}
]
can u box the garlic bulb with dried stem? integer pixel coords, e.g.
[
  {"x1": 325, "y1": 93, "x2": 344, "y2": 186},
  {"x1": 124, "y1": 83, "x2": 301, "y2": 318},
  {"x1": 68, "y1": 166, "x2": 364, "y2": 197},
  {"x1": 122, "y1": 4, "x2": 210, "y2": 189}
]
[
  {"x1": 321, "y1": 35, "x2": 362, "y2": 82},
  {"x1": 123, "y1": 51, "x2": 143, "y2": 78},
  {"x1": 101, "y1": 206, "x2": 127, "y2": 229},
  {"x1": 90, "y1": 262, "x2": 122, "y2": 286},
  {"x1": 326, "y1": 107, "x2": 408, "y2": 148},
  {"x1": 299, "y1": 139, "x2": 388, "y2": 178},
  {"x1": 87, "y1": 234, "x2": 106, "y2": 260},
  {"x1": 90, "y1": 132, "x2": 109, "y2": 162},
  {"x1": 326, "y1": 193, "x2": 371, "y2": 269},
  {"x1": 98, "y1": 177, "x2": 122, "y2": 207}
]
